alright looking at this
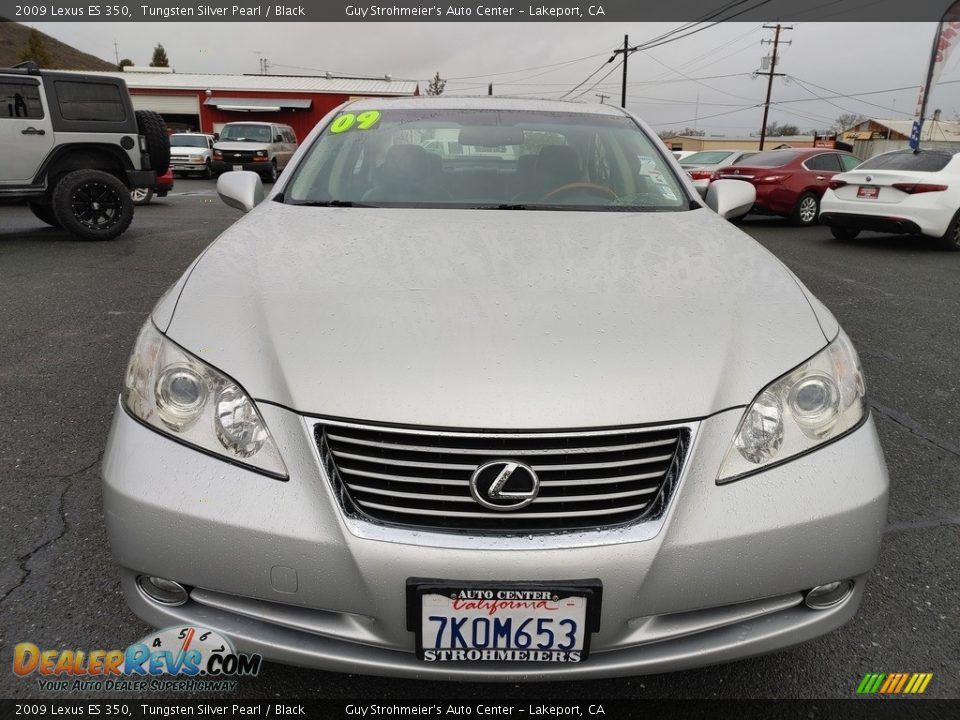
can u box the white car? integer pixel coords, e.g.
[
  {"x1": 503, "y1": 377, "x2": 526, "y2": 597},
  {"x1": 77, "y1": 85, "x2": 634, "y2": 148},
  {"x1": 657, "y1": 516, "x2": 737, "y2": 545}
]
[
  {"x1": 671, "y1": 150, "x2": 697, "y2": 161},
  {"x1": 819, "y1": 148, "x2": 960, "y2": 250},
  {"x1": 169, "y1": 133, "x2": 216, "y2": 178},
  {"x1": 680, "y1": 150, "x2": 757, "y2": 197}
]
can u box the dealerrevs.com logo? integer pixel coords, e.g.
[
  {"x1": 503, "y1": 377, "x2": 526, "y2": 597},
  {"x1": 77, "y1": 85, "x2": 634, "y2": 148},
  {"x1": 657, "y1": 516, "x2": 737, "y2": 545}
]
[{"x1": 13, "y1": 626, "x2": 261, "y2": 692}]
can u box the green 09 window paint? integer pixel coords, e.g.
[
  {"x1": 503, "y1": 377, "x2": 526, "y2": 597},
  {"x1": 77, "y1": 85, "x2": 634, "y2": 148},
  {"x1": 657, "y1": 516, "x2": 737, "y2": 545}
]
[{"x1": 329, "y1": 111, "x2": 382, "y2": 134}]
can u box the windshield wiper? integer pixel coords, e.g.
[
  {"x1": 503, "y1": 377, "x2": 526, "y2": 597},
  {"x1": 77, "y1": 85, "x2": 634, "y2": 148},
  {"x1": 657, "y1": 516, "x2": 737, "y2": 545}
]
[
  {"x1": 470, "y1": 203, "x2": 530, "y2": 210},
  {"x1": 285, "y1": 200, "x2": 378, "y2": 208}
]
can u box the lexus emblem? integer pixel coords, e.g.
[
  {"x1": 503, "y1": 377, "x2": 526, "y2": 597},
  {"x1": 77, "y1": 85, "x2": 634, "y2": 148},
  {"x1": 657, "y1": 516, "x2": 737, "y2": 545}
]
[{"x1": 469, "y1": 460, "x2": 540, "y2": 511}]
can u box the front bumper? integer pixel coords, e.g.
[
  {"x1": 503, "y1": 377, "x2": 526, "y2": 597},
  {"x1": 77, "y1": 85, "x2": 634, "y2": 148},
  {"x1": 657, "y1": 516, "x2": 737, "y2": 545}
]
[
  {"x1": 102, "y1": 402, "x2": 888, "y2": 680},
  {"x1": 211, "y1": 160, "x2": 271, "y2": 176}
]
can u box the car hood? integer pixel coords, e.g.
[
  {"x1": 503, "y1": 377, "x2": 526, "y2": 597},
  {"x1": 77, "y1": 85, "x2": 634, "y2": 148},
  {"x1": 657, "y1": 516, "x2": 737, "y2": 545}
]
[{"x1": 163, "y1": 205, "x2": 829, "y2": 429}]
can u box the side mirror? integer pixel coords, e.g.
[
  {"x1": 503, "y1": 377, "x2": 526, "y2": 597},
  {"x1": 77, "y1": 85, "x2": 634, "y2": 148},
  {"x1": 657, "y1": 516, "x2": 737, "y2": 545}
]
[
  {"x1": 274, "y1": 134, "x2": 284, "y2": 143},
  {"x1": 217, "y1": 171, "x2": 264, "y2": 213},
  {"x1": 705, "y1": 179, "x2": 755, "y2": 220}
]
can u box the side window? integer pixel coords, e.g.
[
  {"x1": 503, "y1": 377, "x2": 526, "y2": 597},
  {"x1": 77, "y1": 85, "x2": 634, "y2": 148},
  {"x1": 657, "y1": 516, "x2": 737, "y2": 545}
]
[
  {"x1": 805, "y1": 153, "x2": 842, "y2": 172},
  {"x1": 284, "y1": 129, "x2": 296, "y2": 143},
  {"x1": 54, "y1": 81, "x2": 125, "y2": 121},
  {"x1": 0, "y1": 81, "x2": 44, "y2": 119},
  {"x1": 840, "y1": 154, "x2": 862, "y2": 171}
]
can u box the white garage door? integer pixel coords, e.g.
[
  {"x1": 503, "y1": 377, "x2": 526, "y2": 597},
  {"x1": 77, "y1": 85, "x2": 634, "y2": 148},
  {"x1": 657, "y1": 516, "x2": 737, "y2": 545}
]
[{"x1": 130, "y1": 94, "x2": 200, "y2": 115}]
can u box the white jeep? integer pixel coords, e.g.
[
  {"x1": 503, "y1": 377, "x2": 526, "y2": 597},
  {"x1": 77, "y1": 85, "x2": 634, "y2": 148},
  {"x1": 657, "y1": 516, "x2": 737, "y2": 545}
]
[{"x1": 0, "y1": 63, "x2": 169, "y2": 240}]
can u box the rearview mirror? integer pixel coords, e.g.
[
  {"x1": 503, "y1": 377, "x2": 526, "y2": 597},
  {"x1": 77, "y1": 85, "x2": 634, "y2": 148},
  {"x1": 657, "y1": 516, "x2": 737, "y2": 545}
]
[
  {"x1": 705, "y1": 179, "x2": 755, "y2": 220},
  {"x1": 217, "y1": 171, "x2": 264, "y2": 213}
]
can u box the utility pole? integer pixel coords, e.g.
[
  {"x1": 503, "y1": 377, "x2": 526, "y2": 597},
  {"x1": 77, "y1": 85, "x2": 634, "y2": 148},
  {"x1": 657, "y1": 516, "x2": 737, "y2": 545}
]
[
  {"x1": 758, "y1": 24, "x2": 791, "y2": 151},
  {"x1": 113, "y1": 40, "x2": 119, "y2": 66},
  {"x1": 596, "y1": 93, "x2": 610, "y2": 104},
  {"x1": 488, "y1": 82, "x2": 493, "y2": 96},
  {"x1": 609, "y1": 35, "x2": 633, "y2": 108}
]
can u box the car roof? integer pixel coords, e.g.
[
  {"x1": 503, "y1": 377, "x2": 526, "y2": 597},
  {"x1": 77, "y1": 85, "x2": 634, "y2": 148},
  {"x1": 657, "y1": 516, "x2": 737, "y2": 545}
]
[{"x1": 344, "y1": 95, "x2": 631, "y2": 117}]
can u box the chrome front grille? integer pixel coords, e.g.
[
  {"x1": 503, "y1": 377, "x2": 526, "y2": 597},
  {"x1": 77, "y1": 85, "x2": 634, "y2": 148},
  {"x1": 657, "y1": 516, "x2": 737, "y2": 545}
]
[{"x1": 316, "y1": 421, "x2": 688, "y2": 532}]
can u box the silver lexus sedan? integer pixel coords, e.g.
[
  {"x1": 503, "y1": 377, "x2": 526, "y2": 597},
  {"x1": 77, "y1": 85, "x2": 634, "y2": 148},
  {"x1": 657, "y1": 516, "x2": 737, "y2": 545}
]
[{"x1": 102, "y1": 97, "x2": 888, "y2": 680}]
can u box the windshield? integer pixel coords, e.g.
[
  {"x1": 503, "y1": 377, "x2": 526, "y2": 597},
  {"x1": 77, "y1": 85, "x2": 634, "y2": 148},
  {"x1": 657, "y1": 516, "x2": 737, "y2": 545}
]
[
  {"x1": 284, "y1": 108, "x2": 689, "y2": 211},
  {"x1": 170, "y1": 135, "x2": 208, "y2": 148},
  {"x1": 681, "y1": 151, "x2": 733, "y2": 165},
  {"x1": 218, "y1": 124, "x2": 272, "y2": 142},
  {"x1": 857, "y1": 150, "x2": 954, "y2": 172}
]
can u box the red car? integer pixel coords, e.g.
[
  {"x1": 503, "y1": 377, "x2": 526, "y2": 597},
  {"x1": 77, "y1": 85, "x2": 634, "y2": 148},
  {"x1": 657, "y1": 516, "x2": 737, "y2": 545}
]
[
  {"x1": 131, "y1": 167, "x2": 174, "y2": 206},
  {"x1": 713, "y1": 148, "x2": 862, "y2": 226}
]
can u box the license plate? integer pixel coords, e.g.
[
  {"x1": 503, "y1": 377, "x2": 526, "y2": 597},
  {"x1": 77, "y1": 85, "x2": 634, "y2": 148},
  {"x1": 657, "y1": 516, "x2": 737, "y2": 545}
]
[
  {"x1": 408, "y1": 580, "x2": 601, "y2": 663},
  {"x1": 857, "y1": 186, "x2": 880, "y2": 199},
  {"x1": 232, "y1": 165, "x2": 243, "y2": 171}
]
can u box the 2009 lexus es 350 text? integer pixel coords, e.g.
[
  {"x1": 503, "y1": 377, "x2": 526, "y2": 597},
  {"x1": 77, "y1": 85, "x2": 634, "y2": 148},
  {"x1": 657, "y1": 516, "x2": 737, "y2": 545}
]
[{"x1": 102, "y1": 98, "x2": 888, "y2": 680}]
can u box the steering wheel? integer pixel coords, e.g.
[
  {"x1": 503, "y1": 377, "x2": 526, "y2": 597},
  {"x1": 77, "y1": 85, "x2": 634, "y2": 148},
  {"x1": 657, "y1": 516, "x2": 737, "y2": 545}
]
[{"x1": 542, "y1": 182, "x2": 618, "y2": 202}]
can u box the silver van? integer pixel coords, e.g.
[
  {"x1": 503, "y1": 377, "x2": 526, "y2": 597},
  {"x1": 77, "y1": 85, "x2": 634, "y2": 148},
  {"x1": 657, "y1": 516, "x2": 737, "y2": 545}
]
[{"x1": 211, "y1": 121, "x2": 297, "y2": 182}]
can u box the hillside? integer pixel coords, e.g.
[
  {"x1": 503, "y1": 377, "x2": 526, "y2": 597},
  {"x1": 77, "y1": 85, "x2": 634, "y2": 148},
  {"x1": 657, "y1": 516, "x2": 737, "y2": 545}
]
[{"x1": 0, "y1": 20, "x2": 115, "y2": 70}]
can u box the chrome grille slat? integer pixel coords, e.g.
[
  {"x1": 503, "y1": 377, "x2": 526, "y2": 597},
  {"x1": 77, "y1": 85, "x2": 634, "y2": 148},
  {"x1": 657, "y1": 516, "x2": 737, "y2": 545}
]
[
  {"x1": 326, "y1": 432, "x2": 676, "y2": 455},
  {"x1": 316, "y1": 421, "x2": 687, "y2": 532},
  {"x1": 332, "y1": 449, "x2": 674, "y2": 472},
  {"x1": 356, "y1": 499, "x2": 651, "y2": 520}
]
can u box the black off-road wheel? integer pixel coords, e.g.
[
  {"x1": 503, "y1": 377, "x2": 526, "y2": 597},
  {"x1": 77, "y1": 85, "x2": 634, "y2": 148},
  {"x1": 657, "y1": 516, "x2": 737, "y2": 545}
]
[
  {"x1": 135, "y1": 110, "x2": 170, "y2": 175},
  {"x1": 830, "y1": 226, "x2": 861, "y2": 241},
  {"x1": 29, "y1": 202, "x2": 61, "y2": 228},
  {"x1": 935, "y1": 209, "x2": 960, "y2": 251},
  {"x1": 52, "y1": 169, "x2": 134, "y2": 241}
]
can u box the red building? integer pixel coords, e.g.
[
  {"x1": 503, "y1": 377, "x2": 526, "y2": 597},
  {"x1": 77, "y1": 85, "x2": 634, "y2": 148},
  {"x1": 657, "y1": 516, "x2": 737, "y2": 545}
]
[{"x1": 76, "y1": 68, "x2": 419, "y2": 140}]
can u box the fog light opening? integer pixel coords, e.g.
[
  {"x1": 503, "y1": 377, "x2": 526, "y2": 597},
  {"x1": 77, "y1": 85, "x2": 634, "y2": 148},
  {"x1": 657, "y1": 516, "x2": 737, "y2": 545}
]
[
  {"x1": 805, "y1": 579, "x2": 854, "y2": 610},
  {"x1": 137, "y1": 575, "x2": 189, "y2": 606}
]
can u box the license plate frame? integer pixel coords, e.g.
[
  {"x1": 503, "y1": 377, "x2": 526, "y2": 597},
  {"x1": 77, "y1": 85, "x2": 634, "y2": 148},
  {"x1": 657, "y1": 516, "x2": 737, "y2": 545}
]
[
  {"x1": 857, "y1": 185, "x2": 880, "y2": 199},
  {"x1": 407, "y1": 578, "x2": 602, "y2": 663}
]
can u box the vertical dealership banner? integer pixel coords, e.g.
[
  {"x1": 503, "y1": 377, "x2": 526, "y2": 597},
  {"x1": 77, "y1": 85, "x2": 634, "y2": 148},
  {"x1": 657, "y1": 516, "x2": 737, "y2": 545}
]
[{"x1": 911, "y1": 0, "x2": 960, "y2": 148}]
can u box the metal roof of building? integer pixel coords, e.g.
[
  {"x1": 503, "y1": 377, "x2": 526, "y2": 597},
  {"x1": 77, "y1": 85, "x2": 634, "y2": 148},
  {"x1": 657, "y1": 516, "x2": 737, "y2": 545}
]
[
  {"x1": 858, "y1": 118, "x2": 960, "y2": 142},
  {"x1": 60, "y1": 70, "x2": 419, "y2": 96}
]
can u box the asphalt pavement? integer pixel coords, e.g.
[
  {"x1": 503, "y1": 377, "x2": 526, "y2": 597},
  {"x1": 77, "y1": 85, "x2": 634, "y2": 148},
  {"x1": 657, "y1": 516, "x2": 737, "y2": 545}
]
[{"x1": 1, "y1": 179, "x2": 957, "y2": 700}]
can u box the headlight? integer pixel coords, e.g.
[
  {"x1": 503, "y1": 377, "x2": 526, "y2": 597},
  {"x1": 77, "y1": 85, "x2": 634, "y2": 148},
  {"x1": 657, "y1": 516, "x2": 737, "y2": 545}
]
[
  {"x1": 718, "y1": 331, "x2": 866, "y2": 482},
  {"x1": 255, "y1": 150, "x2": 267, "y2": 157},
  {"x1": 189, "y1": 154, "x2": 204, "y2": 163},
  {"x1": 122, "y1": 321, "x2": 287, "y2": 478}
]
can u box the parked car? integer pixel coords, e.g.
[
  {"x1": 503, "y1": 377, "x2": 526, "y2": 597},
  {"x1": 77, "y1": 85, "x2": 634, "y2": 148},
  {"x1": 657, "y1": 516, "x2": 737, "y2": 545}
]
[
  {"x1": 170, "y1": 132, "x2": 216, "y2": 178},
  {"x1": 211, "y1": 121, "x2": 297, "y2": 182},
  {"x1": 131, "y1": 167, "x2": 173, "y2": 206},
  {"x1": 680, "y1": 149, "x2": 757, "y2": 197},
  {"x1": 820, "y1": 148, "x2": 960, "y2": 250},
  {"x1": 0, "y1": 62, "x2": 168, "y2": 240},
  {"x1": 103, "y1": 97, "x2": 887, "y2": 680},
  {"x1": 671, "y1": 150, "x2": 698, "y2": 161},
  {"x1": 715, "y1": 148, "x2": 862, "y2": 226}
]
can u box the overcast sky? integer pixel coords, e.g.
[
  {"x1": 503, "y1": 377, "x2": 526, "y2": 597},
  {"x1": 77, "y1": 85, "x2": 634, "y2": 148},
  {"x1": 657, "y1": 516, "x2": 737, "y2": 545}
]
[{"x1": 28, "y1": 21, "x2": 959, "y2": 135}]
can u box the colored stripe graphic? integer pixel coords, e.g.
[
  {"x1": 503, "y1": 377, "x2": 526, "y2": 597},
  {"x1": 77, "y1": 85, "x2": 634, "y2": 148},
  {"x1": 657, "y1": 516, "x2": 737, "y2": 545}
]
[{"x1": 857, "y1": 672, "x2": 933, "y2": 694}]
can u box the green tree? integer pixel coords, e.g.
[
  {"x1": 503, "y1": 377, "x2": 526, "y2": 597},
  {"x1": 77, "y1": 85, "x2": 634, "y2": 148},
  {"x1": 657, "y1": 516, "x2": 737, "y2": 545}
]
[
  {"x1": 149, "y1": 44, "x2": 169, "y2": 68},
  {"x1": 18, "y1": 29, "x2": 52, "y2": 68},
  {"x1": 426, "y1": 71, "x2": 446, "y2": 96},
  {"x1": 117, "y1": 58, "x2": 134, "y2": 70}
]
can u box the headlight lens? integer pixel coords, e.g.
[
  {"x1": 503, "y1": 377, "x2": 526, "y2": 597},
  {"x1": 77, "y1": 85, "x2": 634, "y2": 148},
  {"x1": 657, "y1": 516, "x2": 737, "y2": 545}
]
[
  {"x1": 718, "y1": 332, "x2": 866, "y2": 482},
  {"x1": 122, "y1": 321, "x2": 287, "y2": 477},
  {"x1": 189, "y1": 154, "x2": 204, "y2": 163},
  {"x1": 255, "y1": 150, "x2": 267, "y2": 157}
]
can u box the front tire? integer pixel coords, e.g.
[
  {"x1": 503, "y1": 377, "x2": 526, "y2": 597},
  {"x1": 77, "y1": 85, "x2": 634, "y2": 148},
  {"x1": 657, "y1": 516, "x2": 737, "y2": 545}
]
[
  {"x1": 935, "y1": 209, "x2": 960, "y2": 251},
  {"x1": 29, "y1": 202, "x2": 61, "y2": 228},
  {"x1": 263, "y1": 160, "x2": 278, "y2": 183},
  {"x1": 830, "y1": 226, "x2": 860, "y2": 241},
  {"x1": 792, "y1": 192, "x2": 820, "y2": 226},
  {"x1": 131, "y1": 187, "x2": 154, "y2": 205},
  {"x1": 52, "y1": 169, "x2": 134, "y2": 241},
  {"x1": 201, "y1": 160, "x2": 213, "y2": 179}
]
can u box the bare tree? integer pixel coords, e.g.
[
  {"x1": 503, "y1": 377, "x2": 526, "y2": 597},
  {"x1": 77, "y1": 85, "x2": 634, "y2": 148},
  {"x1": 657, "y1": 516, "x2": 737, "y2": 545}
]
[{"x1": 832, "y1": 113, "x2": 866, "y2": 133}]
